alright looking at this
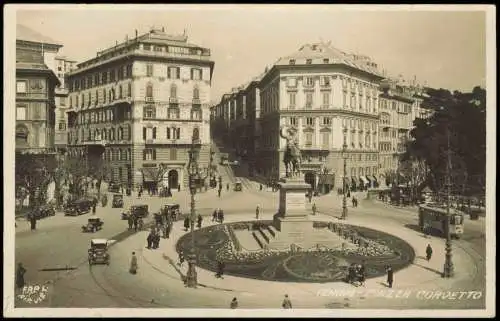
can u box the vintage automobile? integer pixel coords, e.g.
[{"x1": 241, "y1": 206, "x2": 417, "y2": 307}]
[
  {"x1": 108, "y1": 181, "x2": 121, "y2": 193},
  {"x1": 82, "y1": 216, "x2": 104, "y2": 233},
  {"x1": 161, "y1": 203, "x2": 181, "y2": 221},
  {"x1": 121, "y1": 204, "x2": 149, "y2": 220},
  {"x1": 30, "y1": 204, "x2": 56, "y2": 220},
  {"x1": 88, "y1": 238, "x2": 110, "y2": 265},
  {"x1": 234, "y1": 180, "x2": 243, "y2": 192},
  {"x1": 112, "y1": 194, "x2": 124, "y2": 208},
  {"x1": 64, "y1": 199, "x2": 93, "y2": 216}
]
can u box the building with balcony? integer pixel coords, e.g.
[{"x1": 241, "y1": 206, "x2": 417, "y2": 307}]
[
  {"x1": 256, "y1": 42, "x2": 384, "y2": 192},
  {"x1": 15, "y1": 24, "x2": 61, "y2": 154},
  {"x1": 54, "y1": 56, "x2": 77, "y2": 152},
  {"x1": 65, "y1": 27, "x2": 215, "y2": 189}
]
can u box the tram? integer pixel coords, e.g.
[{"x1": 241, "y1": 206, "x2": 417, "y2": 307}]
[{"x1": 418, "y1": 204, "x2": 465, "y2": 239}]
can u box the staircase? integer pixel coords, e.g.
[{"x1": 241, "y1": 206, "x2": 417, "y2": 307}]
[{"x1": 252, "y1": 225, "x2": 279, "y2": 250}]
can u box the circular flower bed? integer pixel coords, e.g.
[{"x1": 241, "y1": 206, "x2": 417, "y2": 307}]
[{"x1": 176, "y1": 221, "x2": 415, "y2": 283}]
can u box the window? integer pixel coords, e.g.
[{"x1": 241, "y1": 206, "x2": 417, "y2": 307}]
[
  {"x1": 191, "y1": 68, "x2": 202, "y2": 80},
  {"x1": 143, "y1": 106, "x2": 156, "y2": 119},
  {"x1": 143, "y1": 127, "x2": 147, "y2": 140},
  {"x1": 146, "y1": 83, "x2": 153, "y2": 98},
  {"x1": 191, "y1": 108, "x2": 202, "y2": 120},
  {"x1": 152, "y1": 127, "x2": 157, "y2": 139},
  {"x1": 168, "y1": 107, "x2": 179, "y2": 119},
  {"x1": 118, "y1": 85, "x2": 123, "y2": 99},
  {"x1": 154, "y1": 46, "x2": 163, "y2": 52},
  {"x1": 16, "y1": 106, "x2": 26, "y2": 120},
  {"x1": 170, "y1": 148, "x2": 177, "y2": 160},
  {"x1": 16, "y1": 125, "x2": 28, "y2": 146},
  {"x1": 127, "y1": 83, "x2": 132, "y2": 97},
  {"x1": 323, "y1": 58, "x2": 330, "y2": 64},
  {"x1": 287, "y1": 78, "x2": 297, "y2": 87},
  {"x1": 289, "y1": 59, "x2": 295, "y2": 65},
  {"x1": 322, "y1": 92, "x2": 330, "y2": 107},
  {"x1": 32, "y1": 103, "x2": 41, "y2": 119},
  {"x1": 305, "y1": 93, "x2": 313, "y2": 108},
  {"x1": 322, "y1": 117, "x2": 331, "y2": 126},
  {"x1": 305, "y1": 132, "x2": 313, "y2": 147},
  {"x1": 60, "y1": 97, "x2": 66, "y2": 106},
  {"x1": 306, "y1": 117, "x2": 314, "y2": 126},
  {"x1": 193, "y1": 86, "x2": 200, "y2": 99},
  {"x1": 290, "y1": 117, "x2": 297, "y2": 126},
  {"x1": 146, "y1": 64, "x2": 154, "y2": 77},
  {"x1": 289, "y1": 92, "x2": 296, "y2": 107},
  {"x1": 168, "y1": 67, "x2": 180, "y2": 79},
  {"x1": 118, "y1": 127, "x2": 123, "y2": 140},
  {"x1": 126, "y1": 64, "x2": 132, "y2": 78},
  {"x1": 306, "y1": 59, "x2": 312, "y2": 64},
  {"x1": 304, "y1": 77, "x2": 314, "y2": 87},
  {"x1": 143, "y1": 149, "x2": 156, "y2": 161},
  {"x1": 321, "y1": 131, "x2": 330, "y2": 147},
  {"x1": 170, "y1": 84, "x2": 177, "y2": 98},
  {"x1": 110, "y1": 69, "x2": 116, "y2": 82},
  {"x1": 320, "y1": 76, "x2": 330, "y2": 86},
  {"x1": 17, "y1": 81, "x2": 27, "y2": 93}
]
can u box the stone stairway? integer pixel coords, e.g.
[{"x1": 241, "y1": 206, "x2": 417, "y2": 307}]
[{"x1": 252, "y1": 225, "x2": 279, "y2": 250}]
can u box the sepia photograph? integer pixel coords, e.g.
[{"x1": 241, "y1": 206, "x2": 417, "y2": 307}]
[{"x1": 3, "y1": 4, "x2": 495, "y2": 318}]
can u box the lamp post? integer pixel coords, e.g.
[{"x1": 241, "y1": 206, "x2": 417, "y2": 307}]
[
  {"x1": 442, "y1": 123, "x2": 454, "y2": 278},
  {"x1": 185, "y1": 131, "x2": 200, "y2": 288},
  {"x1": 341, "y1": 127, "x2": 348, "y2": 220}
]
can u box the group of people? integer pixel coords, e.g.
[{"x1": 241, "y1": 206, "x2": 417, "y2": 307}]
[
  {"x1": 127, "y1": 214, "x2": 145, "y2": 232},
  {"x1": 183, "y1": 214, "x2": 204, "y2": 231},
  {"x1": 146, "y1": 226, "x2": 163, "y2": 249},
  {"x1": 351, "y1": 196, "x2": 359, "y2": 208},
  {"x1": 347, "y1": 261, "x2": 366, "y2": 286},
  {"x1": 212, "y1": 208, "x2": 225, "y2": 224}
]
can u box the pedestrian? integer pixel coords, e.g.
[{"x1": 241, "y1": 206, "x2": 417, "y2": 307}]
[
  {"x1": 312, "y1": 203, "x2": 317, "y2": 215},
  {"x1": 219, "y1": 209, "x2": 224, "y2": 224},
  {"x1": 352, "y1": 197, "x2": 356, "y2": 207},
  {"x1": 308, "y1": 191, "x2": 312, "y2": 203},
  {"x1": 16, "y1": 263, "x2": 26, "y2": 290},
  {"x1": 426, "y1": 244, "x2": 433, "y2": 261},
  {"x1": 92, "y1": 202, "x2": 97, "y2": 214},
  {"x1": 29, "y1": 213, "x2": 37, "y2": 231},
  {"x1": 129, "y1": 252, "x2": 138, "y2": 274},
  {"x1": 230, "y1": 297, "x2": 238, "y2": 309},
  {"x1": 386, "y1": 265, "x2": 394, "y2": 288},
  {"x1": 347, "y1": 190, "x2": 351, "y2": 198},
  {"x1": 127, "y1": 216, "x2": 133, "y2": 230},
  {"x1": 212, "y1": 209, "x2": 218, "y2": 222},
  {"x1": 255, "y1": 205, "x2": 260, "y2": 219},
  {"x1": 282, "y1": 294, "x2": 292, "y2": 309},
  {"x1": 216, "y1": 260, "x2": 225, "y2": 278},
  {"x1": 184, "y1": 217, "x2": 190, "y2": 231},
  {"x1": 359, "y1": 261, "x2": 366, "y2": 287},
  {"x1": 218, "y1": 188, "x2": 222, "y2": 198},
  {"x1": 226, "y1": 183, "x2": 229, "y2": 191},
  {"x1": 197, "y1": 214, "x2": 203, "y2": 229},
  {"x1": 259, "y1": 183, "x2": 263, "y2": 191},
  {"x1": 146, "y1": 229, "x2": 154, "y2": 249}
]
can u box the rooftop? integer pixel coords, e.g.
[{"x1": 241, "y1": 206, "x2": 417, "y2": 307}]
[
  {"x1": 275, "y1": 42, "x2": 382, "y2": 76},
  {"x1": 16, "y1": 24, "x2": 62, "y2": 47}
]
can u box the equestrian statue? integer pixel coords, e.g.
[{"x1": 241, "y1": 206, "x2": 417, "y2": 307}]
[{"x1": 280, "y1": 125, "x2": 302, "y2": 178}]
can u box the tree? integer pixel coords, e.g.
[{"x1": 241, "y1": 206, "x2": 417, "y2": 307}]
[
  {"x1": 15, "y1": 152, "x2": 57, "y2": 209},
  {"x1": 403, "y1": 86, "x2": 486, "y2": 197}
]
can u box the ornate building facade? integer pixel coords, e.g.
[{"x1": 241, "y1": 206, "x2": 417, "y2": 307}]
[
  {"x1": 66, "y1": 27, "x2": 214, "y2": 189},
  {"x1": 15, "y1": 24, "x2": 61, "y2": 154},
  {"x1": 54, "y1": 56, "x2": 77, "y2": 152}
]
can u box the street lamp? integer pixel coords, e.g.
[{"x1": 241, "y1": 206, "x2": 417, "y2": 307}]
[
  {"x1": 185, "y1": 130, "x2": 201, "y2": 288},
  {"x1": 443, "y1": 123, "x2": 455, "y2": 278},
  {"x1": 341, "y1": 127, "x2": 348, "y2": 220}
]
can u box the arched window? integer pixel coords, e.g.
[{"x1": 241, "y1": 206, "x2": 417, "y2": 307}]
[
  {"x1": 103, "y1": 88, "x2": 107, "y2": 104},
  {"x1": 127, "y1": 83, "x2": 132, "y2": 98},
  {"x1": 118, "y1": 85, "x2": 123, "y2": 99},
  {"x1": 95, "y1": 90, "x2": 99, "y2": 105},
  {"x1": 118, "y1": 127, "x2": 123, "y2": 140},
  {"x1": 127, "y1": 148, "x2": 131, "y2": 160},
  {"x1": 193, "y1": 86, "x2": 200, "y2": 99},
  {"x1": 192, "y1": 127, "x2": 200, "y2": 142},
  {"x1": 146, "y1": 83, "x2": 153, "y2": 98},
  {"x1": 126, "y1": 124, "x2": 131, "y2": 140},
  {"x1": 111, "y1": 128, "x2": 116, "y2": 141},
  {"x1": 102, "y1": 128, "x2": 107, "y2": 140},
  {"x1": 94, "y1": 128, "x2": 100, "y2": 140},
  {"x1": 170, "y1": 84, "x2": 177, "y2": 99}
]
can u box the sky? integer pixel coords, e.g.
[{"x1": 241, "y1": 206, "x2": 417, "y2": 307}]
[{"x1": 15, "y1": 5, "x2": 488, "y2": 103}]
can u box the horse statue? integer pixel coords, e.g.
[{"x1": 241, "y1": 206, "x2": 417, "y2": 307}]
[{"x1": 280, "y1": 125, "x2": 301, "y2": 178}]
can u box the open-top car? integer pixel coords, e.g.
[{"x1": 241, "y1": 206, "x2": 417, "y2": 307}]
[
  {"x1": 65, "y1": 198, "x2": 93, "y2": 216},
  {"x1": 112, "y1": 194, "x2": 124, "y2": 208},
  {"x1": 88, "y1": 238, "x2": 110, "y2": 265},
  {"x1": 121, "y1": 204, "x2": 149, "y2": 220},
  {"x1": 82, "y1": 216, "x2": 104, "y2": 233}
]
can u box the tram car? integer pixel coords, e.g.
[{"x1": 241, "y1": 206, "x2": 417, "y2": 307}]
[{"x1": 418, "y1": 204, "x2": 464, "y2": 239}]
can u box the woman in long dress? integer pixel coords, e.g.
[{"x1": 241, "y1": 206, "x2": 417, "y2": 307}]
[{"x1": 129, "y1": 252, "x2": 138, "y2": 274}]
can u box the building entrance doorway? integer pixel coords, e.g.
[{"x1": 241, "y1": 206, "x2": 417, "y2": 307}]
[
  {"x1": 304, "y1": 172, "x2": 316, "y2": 190},
  {"x1": 168, "y1": 170, "x2": 179, "y2": 189}
]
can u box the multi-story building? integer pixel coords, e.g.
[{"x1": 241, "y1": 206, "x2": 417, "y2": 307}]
[
  {"x1": 256, "y1": 42, "x2": 384, "y2": 192},
  {"x1": 66, "y1": 27, "x2": 215, "y2": 190},
  {"x1": 15, "y1": 24, "x2": 61, "y2": 154},
  {"x1": 54, "y1": 56, "x2": 77, "y2": 152}
]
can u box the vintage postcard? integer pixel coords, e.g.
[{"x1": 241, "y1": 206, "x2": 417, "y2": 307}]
[{"x1": 3, "y1": 4, "x2": 495, "y2": 318}]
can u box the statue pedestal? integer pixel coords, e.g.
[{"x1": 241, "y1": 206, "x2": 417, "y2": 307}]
[{"x1": 269, "y1": 177, "x2": 313, "y2": 249}]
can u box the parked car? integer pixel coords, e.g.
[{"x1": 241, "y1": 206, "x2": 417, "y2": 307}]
[
  {"x1": 29, "y1": 204, "x2": 56, "y2": 220},
  {"x1": 64, "y1": 199, "x2": 93, "y2": 216},
  {"x1": 234, "y1": 180, "x2": 243, "y2": 191},
  {"x1": 121, "y1": 204, "x2": 149, "y2": 220},
  {"x1": 88, "y1": 239, "x2": 110, "y2": 265},
  {"x1": 82, "y1": 216, "x2": 104, "y2": 233},
  {"x1": 112, "y1": 194, "x2": 124, "y2": 208},
  {"x1": 108, "y1": 182, "x2": 121, "y2": 193}
]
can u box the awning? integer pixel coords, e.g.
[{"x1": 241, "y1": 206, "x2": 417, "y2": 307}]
[
  {"x1": 359, "y1": 177, "x2": 365, "y2": 185},
  {"x1": 365, "y1": 176, "x2": 372, "y2": 183},
  {"x1": 142, "y1": 168, "x2": 159, "y2": 182},
  {"x1": 372, "y1": 175, "x2": 378, "y2": 182}
]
